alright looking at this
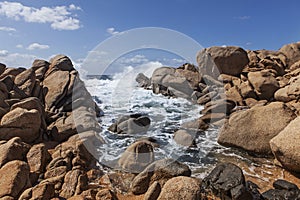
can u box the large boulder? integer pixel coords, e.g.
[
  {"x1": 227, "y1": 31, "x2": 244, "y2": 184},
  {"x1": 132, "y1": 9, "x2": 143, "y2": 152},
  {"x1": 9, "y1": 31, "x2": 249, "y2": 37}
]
[
  {"x1": 197, "y1": 46, "x2": 249, "y2": 78},
  {"x1": 270, "y1": 116, "x2": 300, "y2": 172},
  {"x1": 0, "y1": 137, "x2": 30, "y2": 168},
  {"x1": 49, "y1": 54, "x2": 74, "y2": 72},
  {"x1": 0, "y1": 107, "x2": 41, "y2": 143},
  {"x1": 43, "y1": 70, "x2": 70, "y2": 110},
  {"x1": 60, "y1": 169, "x2": 88, "y2": 198},
  {"x1": 0, "y1": 160, "x2": 31, "y2": 199},
  {"x1": 201, "y1": 163, "x2": 257, "y2": 200},
  {"x1": 248, "y1": 70, "x2": 280, "y2": 100},
  {"x1": 157, "y1": 176, "x2": 201, "y2": 200},
  {"x1": 27, "y1": 143, "x2": 51, "y2": 176},
  {"x1": 218, "y1": 102, "x2": 296, "y2": 155},
  {"x1": 14, "y1": 68, "x2": 36, "y2": 96},
  {"x1": 131, "y1": 158, "x2": 191, "y2": 195},
  {"x1": 279, "y1": 42, "x2": 300, "y2": 68},
  {"x1": 118, "y1": 140, "x2": 154, "y2": 173},
  {"x1": 151, "y1": 67, "x2": 194, "y2": 99},
  {"x1": 108, "y1": 114, "x2": 151, "y2": 135},
  {"x1": 262, "y1": 179, "x2": 300, "y2": 200}
]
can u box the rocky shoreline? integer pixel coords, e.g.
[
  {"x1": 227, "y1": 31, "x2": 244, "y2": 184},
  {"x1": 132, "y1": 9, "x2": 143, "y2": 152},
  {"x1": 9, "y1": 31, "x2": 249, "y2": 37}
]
[{"x1": 0, "y1": 42, "x2": 300, "y2": 199}]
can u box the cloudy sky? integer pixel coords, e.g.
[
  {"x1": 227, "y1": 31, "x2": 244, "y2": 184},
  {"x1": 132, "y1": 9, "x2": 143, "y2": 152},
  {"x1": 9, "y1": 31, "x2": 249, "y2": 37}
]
[{"x1": 0, "y1": 0, "x2": 300, "y2": 72}]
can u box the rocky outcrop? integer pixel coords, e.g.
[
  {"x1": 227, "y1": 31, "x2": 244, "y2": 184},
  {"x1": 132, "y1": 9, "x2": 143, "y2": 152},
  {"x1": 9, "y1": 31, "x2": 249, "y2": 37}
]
[
  {"x1": 135, "y1": 73, "x2": 151, "y2": 89},
  {"x1": 270, "y1": 116, "x2": 300, "y2": 172},
  {"x1": 0, "y1": 55, "x2": 105, "y2": 199},
  {"x1": 197, "y1": 46, "x2": 249, "y2": 78},
  {"x1": 218, "y1": 102, "x2": 296, "y2": 155}
]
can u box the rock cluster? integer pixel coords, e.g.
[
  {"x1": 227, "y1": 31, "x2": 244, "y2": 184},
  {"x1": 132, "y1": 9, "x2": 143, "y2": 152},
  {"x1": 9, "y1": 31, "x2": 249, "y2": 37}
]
[
  {"x1": 138, "y1": 42, "x2": 300, "y2": 174},
  {"x1": 0, "y1": 55, "x2": 104, "y2": 199}
]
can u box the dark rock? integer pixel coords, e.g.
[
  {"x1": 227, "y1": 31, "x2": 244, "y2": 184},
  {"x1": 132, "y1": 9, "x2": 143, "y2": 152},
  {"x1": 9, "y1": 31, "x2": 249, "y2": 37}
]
[
  {"x1": 144, "y1": 181, "x2": 161, "y2": 200},
  {"x1": 136, "y1": 73, "x2": 151, "y2": 89}
]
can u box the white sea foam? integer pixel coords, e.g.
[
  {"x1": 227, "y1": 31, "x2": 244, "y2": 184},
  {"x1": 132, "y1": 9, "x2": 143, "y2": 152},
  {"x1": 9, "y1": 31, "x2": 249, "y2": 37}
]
[{"x1": 83, "y1": 66, "x2": 235, "y2": 173}]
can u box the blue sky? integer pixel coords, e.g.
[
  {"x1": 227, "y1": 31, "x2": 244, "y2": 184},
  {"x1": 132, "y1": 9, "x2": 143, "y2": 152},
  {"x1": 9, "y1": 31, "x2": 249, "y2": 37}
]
[{"x1": 0, "y1": 0, "x2": 300, "y2": 72}]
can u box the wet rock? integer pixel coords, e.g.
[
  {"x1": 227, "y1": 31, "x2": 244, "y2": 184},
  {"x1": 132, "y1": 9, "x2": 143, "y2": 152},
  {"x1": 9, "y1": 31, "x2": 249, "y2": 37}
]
[
  {"x1": 201, "y1": 163, "x2": 254, "y2": 200},
  {"x1": 157, "y1": 176, "x2": 201, "y2": 200},
  {"x1": 197, "y1": 46, "x2": 249, "y2": 78},
  {"x1": 131, "y1": 158, "x2": 191, "y2": 195},
  {"x1": 270, "y1": 116, "x2": 300, "y2": 172},
  {"x1": 109, "y1": 114, "x2": 150, "y2": 134},
  {"x1": 136, "y1": 73, "x2": 151, "y2": 89},
  {"x1": 173, "y1": 129, "x2": 196, "y2": 147},
  {"x1": 0, "y1": 137, "x2": 30, "y2": 168},
  {"x1": 118, "y1": 140, "x2": 154, "y2": 173},
  {"x1": 248, "y1": 70, "x2": 279, "y2": 100},
  {"x1": 0, "y1": 160, "x2": 31, "y2": 198},
  {"x1": 218, "y1": 102, "x2": 296, "y2": 155},
  {"x1": 262, "y1": 179, "x2": 300, "y2": 200},
  {"x1": 144, "y1": 181, "x2": 161, "y2": 200},
  {"x1": 0, "y1": 63, "x2": 6, "y2": 75}
]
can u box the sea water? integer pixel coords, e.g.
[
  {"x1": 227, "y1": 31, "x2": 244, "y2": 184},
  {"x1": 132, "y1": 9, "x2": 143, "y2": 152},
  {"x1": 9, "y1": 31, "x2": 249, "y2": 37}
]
[{"x1": 83, "y1": 66, "x2": 233, "y2": 177}]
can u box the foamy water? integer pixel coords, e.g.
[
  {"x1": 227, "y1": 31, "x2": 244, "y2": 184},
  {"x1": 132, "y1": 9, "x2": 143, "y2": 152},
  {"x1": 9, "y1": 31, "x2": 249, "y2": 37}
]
[{"x1": 83, "y1": 66, "x2": 228, "y2": 175}]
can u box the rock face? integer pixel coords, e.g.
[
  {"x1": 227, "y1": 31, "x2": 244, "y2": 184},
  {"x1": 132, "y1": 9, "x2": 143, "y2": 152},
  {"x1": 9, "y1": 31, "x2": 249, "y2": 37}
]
[
  {"x1": 197, "y1": 46, "x2": 249, "y2": 78},
  {"x1": 270, "y1": 116, "x2": 300, "y2": 172},
  {"x1": 131, "y1": 158, "x2": 191, "y2": 195},
  {"x1": 157, "y1": 176, "x2": 201, "y2": 200},
  {"x1": 118, "y1": 140, "x2": 154, "y2": 173},
  {"x1": 218, "y1": 102, "x2": 296, "y2": 155},
  {"x1": 0, "y1": 160, "x2": 31, "y2": 198}
]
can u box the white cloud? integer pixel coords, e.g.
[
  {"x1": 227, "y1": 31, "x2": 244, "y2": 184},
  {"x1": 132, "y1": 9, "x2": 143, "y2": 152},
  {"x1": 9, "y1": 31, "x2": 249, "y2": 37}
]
[
  {"x1": 238, "y1": 16, "x2": 250, "y2": 20},
  {"x1": 0, "y1": 52, "x2": 37, "y2": 67},
  {"x1": 0, "y1": 50, "x2": 9, "y2": 56},
  {"x1": 69, "y1": 4, "x2": 81, "y2": 11},
  {"x1": 246, "y1": 42, "x2": 252, "y2": 46},
  {"x1": 120, "y1": 55, "x2": 149, "y2": 65},
  {"x1": 107, "y1": 27, "x2": 119, "y2": 35},
  {"x1": 16, "y1": 44, "x2": 23, "y2": 49},
  {"x1": 0, "y1": 26, "x2": 16, "y2": 32},
  {"x1": 27, "y1": 43, "x2": 50, "y2": 50},
  {"x1": 0, "y1": 1, "x2": 81, "y2": 30}
]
